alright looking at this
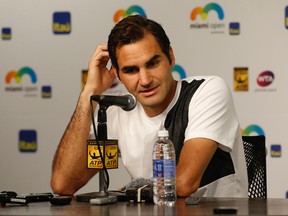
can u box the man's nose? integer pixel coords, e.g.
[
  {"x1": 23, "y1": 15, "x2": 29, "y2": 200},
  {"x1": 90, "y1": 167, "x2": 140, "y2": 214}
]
[{"x1": 139, "y1": 69, "x2": 152, "y2": 86}]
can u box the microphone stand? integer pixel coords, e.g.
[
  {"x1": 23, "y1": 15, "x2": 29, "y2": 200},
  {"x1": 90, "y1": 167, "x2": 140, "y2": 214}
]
[
  {"x1": 76, "y1": 104, "x2": 118, "y2": 203},
  {"x1": 97, "y1": 105, "x2": 108, "y2": 196}
]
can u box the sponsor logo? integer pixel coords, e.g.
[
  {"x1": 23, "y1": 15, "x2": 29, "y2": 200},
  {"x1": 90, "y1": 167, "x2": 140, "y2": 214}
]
[
  {"x1": 53, "y1": 12, "x2": 71, "y2": 34},
  {"x1": 229, "y1": 22, "x2": 240, "y2": 35},
  {"x1": 191, "y1": 3, "x2": 224, "y2": 21},
  {"x1": 190, "y1": 2, "x2": 225, "y2": 34},
  {"x1": 4, "y1": 66, "x2": 52, "y2": 98},
  {"x1": 2, "y1": 27, "x2": 11, "y2": 40},
  {"x1": 234, "y1": 67, "x2": 248, "y2": 91},
  {"x1": 242, "y1": 125, "x2": 265, "y2": 136},
  {"x1": 19, "y1": 130, "x2": 37, "y2": 152},
  {"x1": 271, "y1": 144, "x2": 281, "y2": 157},
  {"x1": 257, "y1": 71, "x2": 274, "y2": 87},
  {"x1": 5, "y1": 67, "x2": 38, "y2": 96},
  {"x1": 6, "y1": 67, "x2": 37, "y2": 84},
  {"x1": 42, "y1": 86, "x2": 52, "y2": 98},
  {"x1": 255, "y1": 70, "x2": 276, "y2": 92},
  {"x1": 172, "y1": 64, "x2": 187, "y2": 80},
  {"x1": 114, "y1": 5, "x2": 146, "y2": 23}
]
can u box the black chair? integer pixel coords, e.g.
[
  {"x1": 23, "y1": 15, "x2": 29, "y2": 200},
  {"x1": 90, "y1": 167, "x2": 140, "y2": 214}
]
[{"x1": 242, "y1": 135, "x2": 267, "y2": 198}]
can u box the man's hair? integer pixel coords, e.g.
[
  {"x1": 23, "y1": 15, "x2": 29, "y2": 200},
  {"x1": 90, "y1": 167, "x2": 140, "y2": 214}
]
[{"x1": 108, "y1": 15, "x2": 171, "y2": 74}]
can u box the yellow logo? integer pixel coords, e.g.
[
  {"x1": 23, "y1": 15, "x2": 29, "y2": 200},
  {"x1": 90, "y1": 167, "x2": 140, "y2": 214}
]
[
  {"x1": 234, "y1": 67, "x2": 248, "y2": 91},
  {"x1": 87, "y1": 139, "x2": 118, "y2": 169}
]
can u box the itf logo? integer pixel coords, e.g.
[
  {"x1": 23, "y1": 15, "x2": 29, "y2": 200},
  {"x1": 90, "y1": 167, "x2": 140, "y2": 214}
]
[
  {"x1": 19, "y1": 130, "x2": 37, "y2": 152},
  {"x1": 53, "y1": 12, "x2": 71, "y2": 34},
  {"x1": 114, "y1": 5, "x2": 146, "y2": 23},
  {"x1": 172, "y1": 64, "x2": 187, "y2": 80},
  {"x1": 6, "y1": 67, "x2": 37, "y2": 84},
  {"x1": 242, "y1": 124, "x2": 265, "y2": 136},
  {"x1": 2, "y1": 27, "x2": 12, "y2": 40}
]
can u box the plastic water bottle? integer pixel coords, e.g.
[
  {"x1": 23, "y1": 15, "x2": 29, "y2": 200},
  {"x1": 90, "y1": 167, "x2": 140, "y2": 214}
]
[{"x1": 152, "y1": 129, "x2": 176, "y2": 206}]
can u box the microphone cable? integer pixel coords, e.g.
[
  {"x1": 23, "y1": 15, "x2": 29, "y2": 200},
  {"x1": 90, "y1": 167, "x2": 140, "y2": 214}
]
[{"x1": 89, "y1": 98, "x2": 110, "y2": 191}]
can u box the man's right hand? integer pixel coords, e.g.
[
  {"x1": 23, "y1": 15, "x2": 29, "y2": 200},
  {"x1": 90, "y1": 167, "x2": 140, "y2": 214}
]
[{"x1": 84, "y1": 43, "x2": 116, "y2": 95}]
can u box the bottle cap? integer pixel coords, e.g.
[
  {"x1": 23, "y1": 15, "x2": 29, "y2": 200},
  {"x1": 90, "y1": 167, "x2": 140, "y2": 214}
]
[{"x1": 158, "y1": 129, "x2": 169, "y2": 137}]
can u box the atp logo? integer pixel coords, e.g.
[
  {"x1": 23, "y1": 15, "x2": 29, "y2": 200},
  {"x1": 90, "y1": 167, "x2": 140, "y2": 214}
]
[
  {"x1": 172, "y1": 64, "x2": 187, "y2": 80},
  {"x1": 114, "y1": 5, "x2": 146, "y2": 23},
  {"x1": 242, "y1": 124, "x2": 265, "y2": 136},
  {"x1": 191, "y1": 3, "x2": 224, "y2": 21},
  {"x1": 5, "y1": 67, "x2": 37, "y2": 84}
]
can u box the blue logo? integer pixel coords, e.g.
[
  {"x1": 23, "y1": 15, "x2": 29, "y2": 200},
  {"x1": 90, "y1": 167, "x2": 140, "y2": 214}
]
[
  {"x1": 2, "y1": 27, "x2": 12, "y2": 40},
  {"x1": 229, "y1": 22, "x2": 240, "y2": 35},
  {"x1": 172, "y1": 64, "x2": 187, "y2": 80},
  {"x1": 271, "y1": 144, "x2": 281, "y2": 157},
  {"x1": 42, "y1": 86, "x2": 52, "y2": 98},
  {"x1": 19, "y1": 130, "x2": 37, "y2": 152},
  {"x1": 53, "y1": 12, "x2": 71, "y2": 34},
  {"x1": 242, "y1": 124, "x2": 265, "y2": 136}
]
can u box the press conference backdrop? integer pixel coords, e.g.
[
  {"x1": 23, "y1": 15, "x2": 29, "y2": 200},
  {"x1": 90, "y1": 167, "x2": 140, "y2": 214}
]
[{"x1": 0, "y1": 0, "x2": 287, "y2": 198}]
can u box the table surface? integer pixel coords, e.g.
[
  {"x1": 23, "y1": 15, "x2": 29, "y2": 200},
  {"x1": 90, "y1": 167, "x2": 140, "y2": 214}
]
[{"x1": 1, "y1": 197, "x2": 288, "y2": 215}]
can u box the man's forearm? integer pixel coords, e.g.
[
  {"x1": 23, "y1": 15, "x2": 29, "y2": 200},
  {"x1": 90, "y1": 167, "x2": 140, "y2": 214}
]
[{"x1": 51, "y1": 90, "x2": 98, "y2": 195}]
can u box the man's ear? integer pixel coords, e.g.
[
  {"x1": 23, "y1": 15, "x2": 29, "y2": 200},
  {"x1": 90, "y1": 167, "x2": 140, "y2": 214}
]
[
  {"x1": 169, "y1": 46, "x2": 176, "y2": 67},
  {"x1": 111, "y1": 66, "x2": 121, "y2": 82}
]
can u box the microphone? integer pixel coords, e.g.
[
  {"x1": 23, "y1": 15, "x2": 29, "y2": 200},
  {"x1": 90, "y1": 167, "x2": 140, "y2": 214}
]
[{"x1": 90, "y1": 93, "x2": 137, "y2": 111}]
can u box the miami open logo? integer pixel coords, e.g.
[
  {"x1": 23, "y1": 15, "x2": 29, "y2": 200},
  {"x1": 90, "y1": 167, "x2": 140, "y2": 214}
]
[
  {"x1": 242, "y1": 124, "x2": 265, "y2": 136},
  {"x1": 172, "y1": 64, "x2": 187, "y2": 80},
  {"x1": 114, "y1": 5, "x2": 146, "y2": 23},
  {"x1": 5, "y1": 66, "x2": 38, "y2": 96},
  {"x1": 190, "y1": 2, "x2": 225, "y2": 34}
]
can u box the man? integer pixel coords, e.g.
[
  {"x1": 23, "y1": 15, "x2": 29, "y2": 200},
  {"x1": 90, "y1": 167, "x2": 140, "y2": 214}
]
[{"x1": 51, "y1": 15, "x2": 248, "y2": 197}]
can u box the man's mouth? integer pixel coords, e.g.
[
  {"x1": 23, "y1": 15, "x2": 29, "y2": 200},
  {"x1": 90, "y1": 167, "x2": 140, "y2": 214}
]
[{"x1": 140, "y1": 87, "x2": 158, "y2": 97}]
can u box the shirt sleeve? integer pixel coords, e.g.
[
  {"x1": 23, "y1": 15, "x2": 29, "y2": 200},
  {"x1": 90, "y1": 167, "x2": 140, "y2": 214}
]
[{"x1": 184, "y1": 76, "x2": 240, "y2": 152}]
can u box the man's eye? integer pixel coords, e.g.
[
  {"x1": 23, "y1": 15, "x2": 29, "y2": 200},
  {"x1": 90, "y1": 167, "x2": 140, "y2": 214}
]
[
  {"x1": 147, "y1": 60, "x2": 159, "y2": 68},
  {"x1": 123, "y1": 67, "x2": 138, "y2": 74}
]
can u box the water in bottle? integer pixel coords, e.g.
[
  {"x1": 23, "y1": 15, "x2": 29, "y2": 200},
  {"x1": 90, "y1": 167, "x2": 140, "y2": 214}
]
[{"x1": 152, "y1": 129, "x2": 176, "y2": 206}]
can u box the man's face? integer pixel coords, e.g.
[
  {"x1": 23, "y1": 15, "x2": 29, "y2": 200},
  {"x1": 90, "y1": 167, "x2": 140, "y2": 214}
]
[{"x1": 116, "y1": 33, "x2": 176, "y2": 117}]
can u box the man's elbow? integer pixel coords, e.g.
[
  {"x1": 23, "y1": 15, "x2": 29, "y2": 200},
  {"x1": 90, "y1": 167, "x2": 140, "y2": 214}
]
[
  {"x1": 176, "y1": 178, "x2": 199, "y2": 197},
  {"x1": 50, "y1": 176, "x2": 77, "y2": 196}
]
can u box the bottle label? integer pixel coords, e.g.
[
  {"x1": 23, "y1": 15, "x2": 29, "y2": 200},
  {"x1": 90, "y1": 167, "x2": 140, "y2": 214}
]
[{"x1": 153, "y1": 159, "x2": 176, "y2": 178}]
